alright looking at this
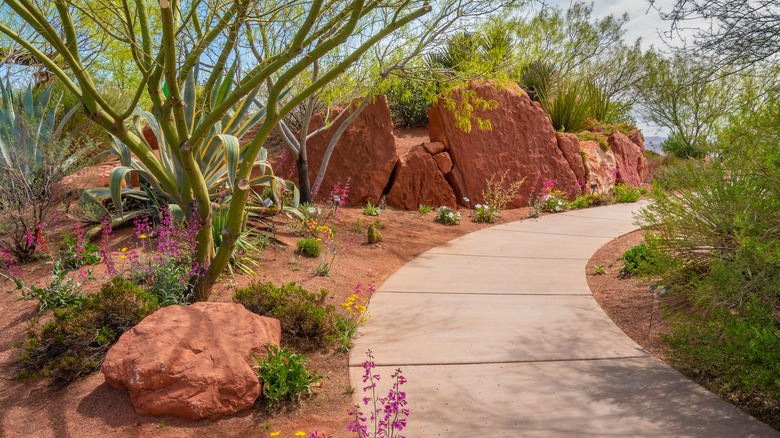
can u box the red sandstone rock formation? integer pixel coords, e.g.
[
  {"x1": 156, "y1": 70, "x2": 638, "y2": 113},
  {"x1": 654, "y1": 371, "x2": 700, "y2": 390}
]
[
  {"x1": 386, "y1": 144, "x2": 457, "y2": 209},
  {"x1": 300, "y1": 95, "x2": 398, "y2": 206},
  {"x1": 556, "y1": 132, "x2": 587, "y2": 184},
  {"x1": 102, "y1": 303, "x2": 281, "y2": 420},
  {"x1": 428, "y1": 81, "x2": 580, "y2": 206},
  {"x1": 608, "y1": 131, "x2": 648, "y2": 186}
]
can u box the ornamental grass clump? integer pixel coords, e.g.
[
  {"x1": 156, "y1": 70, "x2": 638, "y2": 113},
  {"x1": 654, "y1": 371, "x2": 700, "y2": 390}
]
[{"x1": 434, "y1": 206, "x2": 460, "y2": 225}]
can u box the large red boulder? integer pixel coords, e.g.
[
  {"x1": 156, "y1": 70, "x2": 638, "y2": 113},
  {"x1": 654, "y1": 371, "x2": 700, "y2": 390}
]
[
  {"x1": 429, "y1": 81, "x2": 579, "y2": 207},
  {"x1": 386, "y1": 144, "x2": 457, "y2": 209},
  {"x1": 608, "y1": 131, "x2": 648, "y2": 186},
  {"x1": 102, "y1": 303, "x2": 281, "y2": 421},
  {"x1": 303, "y1": 95, "x2": 398, "y2": 206},
  {"x1": 581, "y1": 140, "x2": 617, "y2": 195},
  {"x1": 556, "y1": 132, "x2": 587, "y2": 184}
]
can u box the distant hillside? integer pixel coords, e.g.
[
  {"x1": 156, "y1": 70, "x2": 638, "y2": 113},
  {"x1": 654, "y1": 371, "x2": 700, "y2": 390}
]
[{"x1": 644, "y1": 136, "x2": 666, "y2": 154}]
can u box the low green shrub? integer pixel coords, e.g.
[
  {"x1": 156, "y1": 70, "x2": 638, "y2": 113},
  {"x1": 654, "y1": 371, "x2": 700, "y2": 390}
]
[
  {"x1": 361, "y1": 202, "x2": 381, "y2": 216},
  {"x1": 665, "y1": 296, "x2": 780, "y2": 405},
  {"x1": 253, "y1": 344, "x2": 321, "y2": 410},
  {"x1": 418, "y1": 204, "x2": 433, "y2": 214},
  {"x1": 233, "y1": 282, "x2": 336, "y2": 351},
  {"x1": 577, "y1": 132, "x2": 609, "y2": 151},
  {"x1": 614, "y1": 183, "x2": 642, "y2": 203},
  {"x1": 296, "y1": 238, "x2": 322, "y2": 258},
  {"x1": 472, "y1": 204, "x2": 499, "y2": 223},
  {"x1": 568, "y1": 193, "x2": 605, "y2": 209},
  {"x1": 542, "y1": 190, "x2": 569, "y2": 212},
  {"x1": 620, "y1": 242, "x2": 656, "y2": 277},
  {"x1": 17, "y1": 277, "x2": 159, "y2": 383},
  {"x1": 434, "y1": 206, "x2": 460, "y2": 225}
]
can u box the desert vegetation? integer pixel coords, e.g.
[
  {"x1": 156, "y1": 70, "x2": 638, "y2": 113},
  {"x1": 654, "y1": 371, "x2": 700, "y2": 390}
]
[{"x1": 0, "y1": 0, "x2": 778, "y2": 435}]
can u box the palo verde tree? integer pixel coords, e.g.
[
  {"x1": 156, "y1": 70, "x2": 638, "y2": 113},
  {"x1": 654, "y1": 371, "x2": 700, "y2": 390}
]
[{"x1": 0, "y1": 0, "x2": 432, "y2": 299}]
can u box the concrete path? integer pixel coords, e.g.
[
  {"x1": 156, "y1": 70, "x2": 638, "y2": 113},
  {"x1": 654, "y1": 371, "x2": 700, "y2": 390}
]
[{"x1": 349, "y1": 202, "x2": 778, "y2": 437}]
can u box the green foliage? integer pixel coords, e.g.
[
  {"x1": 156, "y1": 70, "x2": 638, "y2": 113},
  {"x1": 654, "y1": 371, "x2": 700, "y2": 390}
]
[
  {"x1": 620, "y1": 243, "x2": 656, "y2": 277},
  {"x1": 14, "y1": 260, "x2": 88, "y2": 312},
  {"x1": 613, "y1": 183, "x2": 642, "y2": 203},
  {"x1": 665, "y1": 296, "x2": 780, "y2": 404},
  {"x1": 58, "y1": 234, "x2": 101, "y2": 270},
  {"x1": 418, "y1": 204, "x2": 433, "y2": 214},
  {"x1": 383, "y1": 78, "x2": 438, "y2": 128},
  {"x1": 361, "y1": 202, "x2": 381, "y2": 216},
  {"x1": 17, "y1": 277, "x2": 159, "y2": 383},
  {"x1": 518, "y1": 60, "x2": 558, "y2": 103},
  {"x1": 296, "y1": 238, "x2": 322, "y2": 258},
  {"x1": 131, "y1": 257, "x2": 193, "y2": 306},
  {"x1": 253, "y1": 344, "x2": 321, "y2": 410},
  {"x1": 233, "y1": 282, "x2": 336, "y2": 351},
  {"x1": 577, "y1": 131, "x2": 609, "y2": 151},
  {"x1": 434, "y1": 206, "x2": 461, "y2": 225},
  {"x1": 661, "y1": 134, "x2": 706, "y2": 159},
  {"x1": 211, "y1": 207, "x2": 264, "y2": 276},
  {"x1": 0, "y1": 81, "x2": 87, "y2": 261},
  {"x1": 639, "y1": 93, "x2": 780, "y2": 422},
  {"x1": 472, "y1": 204, "x2": 499, "y2": 223},
  {"x1": 568, "y1": 193, "x2": 605, "y2": 209},
  {"x1": 542, "y1": 190, "x2": 569, "y2": 212},
  {"x1": 542, "y1": 78, "x2": 595, "y2": 133}
]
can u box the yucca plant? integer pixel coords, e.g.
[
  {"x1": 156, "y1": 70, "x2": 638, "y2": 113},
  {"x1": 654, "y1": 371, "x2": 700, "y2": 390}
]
[
  {"x1": 0, "y1": 80, "x2": 88, "y2": 260},
  {"x1": 541, "y1": 77, "x2": 595, "y2": 133},
  {"x1": 518, "y1": 59, "x2": 559, "y2": 103}
]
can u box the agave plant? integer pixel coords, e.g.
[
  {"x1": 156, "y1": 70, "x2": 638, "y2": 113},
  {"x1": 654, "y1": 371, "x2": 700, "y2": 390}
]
[
  {"x1": 0, "y1": 80, "x2": 87, "y2": 259},
  {"x1": 80, "y1": 67, "x2": 298, "y2": 253}
]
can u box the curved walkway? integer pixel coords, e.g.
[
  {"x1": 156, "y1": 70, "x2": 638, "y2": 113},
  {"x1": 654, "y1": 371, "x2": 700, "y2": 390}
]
[{"x1": 349, "y1": 202, "x2": 777, "y2": 437}]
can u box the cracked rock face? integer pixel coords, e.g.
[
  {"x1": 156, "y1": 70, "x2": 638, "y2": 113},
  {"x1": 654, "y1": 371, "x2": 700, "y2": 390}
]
[
  {"x1": 102, "y1": 302, "x2": 280, "y2": 420},
  {"x1": 428, "y1": 80, "x2": 581, "y2": 207}
]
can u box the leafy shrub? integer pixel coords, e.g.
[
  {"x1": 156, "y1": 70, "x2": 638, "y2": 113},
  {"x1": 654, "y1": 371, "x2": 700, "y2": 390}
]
[
  {"x1": 613, "y1": 184, "x2": 642, "y2": 203},
  {"x1": 472, "y1": 204, "x2": 499, "y2": 223},
  {"x1": 233, "y1": 282, "x2": 336, "y2": 351},
  {"x1": 361, "y1": 202, "x2": 381, "y2": 216},
  {"x1": 58, "y1": 225, "x2": 101, "y2": 270},
  {"x1": 383, "y1": 78, "x2": 439, "y2": 128},
  {"x1": 665, "y1": 296, "x2": 780, "y2": 404},
  {"x1": 542, "y1": 190, "x2": 569, "y2": 212},
  {"x1": 434, "y1": 206, "x2": 460, "y2": 225},
  {"x1": 297, "y1": 238, "x2": 322, "y2": 258},
  {"x1": 17, "y1": 277, "x2": 159, "y2": 382},
  {"x1": 253, "y1": 344, "x2": 321, "y2": 410},
  {"x1": 418, "y1": 204, "x2": 433, "y2": 214},
  {"x1": 568, "y1": 193, "x2": 605, "y2": 209},
  {"x1": 14, "y1": 260, "x2": 88, "y2": 311},
  {"x1": 661, "y1": 134, "x2": 706, "y2": 159},
  {"x1": 620, "y1": 243, "x2": 656, "y2": 277}
]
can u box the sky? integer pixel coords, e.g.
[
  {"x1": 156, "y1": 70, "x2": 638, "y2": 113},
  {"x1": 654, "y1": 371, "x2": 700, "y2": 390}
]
[
  {"x1": 543, "y1": 0, "x2": 682, "y2": 50},
  {"x1": 543, "y1": 1, "x2": 692, "y2": 139}
]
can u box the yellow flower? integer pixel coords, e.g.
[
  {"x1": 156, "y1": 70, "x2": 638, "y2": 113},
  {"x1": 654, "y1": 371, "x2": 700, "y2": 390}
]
[
  {"x1": 138, "y1": 234, "x2": 147, "y2": 239},
  {"x1": 120, "y1": 255, "x2": 127, "y2": 260},
  {"x1": 120, "y1": 247, "x2": 128, "y2": 252},
  {"x1": 270, "y1": 432, "x2": 281, "y2": 437},
  {"x1": 295, "y1": 432, "x2": 306, "y2": 437}
]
